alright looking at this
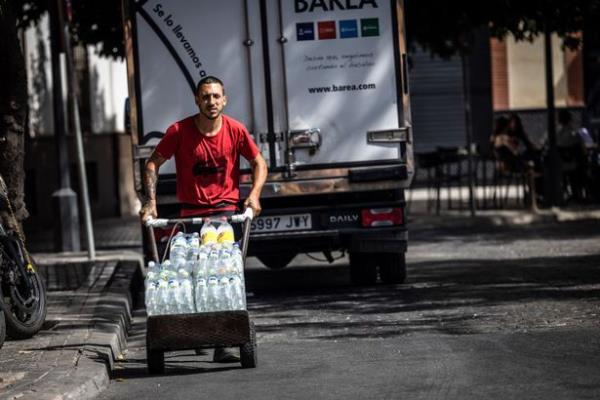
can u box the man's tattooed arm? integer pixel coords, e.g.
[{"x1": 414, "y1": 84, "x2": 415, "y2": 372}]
[{"x1": 140, "y1": 152, "x2": 167, "y2": 220}]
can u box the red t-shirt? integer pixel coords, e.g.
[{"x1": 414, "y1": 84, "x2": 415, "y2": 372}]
[{"x1": 155, "y1": 114, "x2": 260, "y2": 216}]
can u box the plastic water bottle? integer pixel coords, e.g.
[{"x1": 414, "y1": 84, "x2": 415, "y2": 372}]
[
  {"x1": 195, "y1": 278, "x2": 207, "y2": 312},
  {"x1": 177, "y1": 269, "x2": 193, "y2": 313},
  {"x1": 231, "y1": 243, "x2": 244, "y2": 277},
  {"x1": 206, "y1": 277, "x2": 219, "y2": 311},
  {"x1": 229, "y1": 275, "x2": 246, "y2": 310},
  {"x1": 147, "y1": 260, "x2": 157, "y2": 272},
  {"x1": 170, "y1": 233, "x2": 188, "y2": 270},
  {"x1": 217, "y1": 219, "x2": 235, "y2": 245},
  {"x1": 167, "y1": 279, "x2": 180, "y2": 314},
  {"x1": 216, "y1": 249, "x2": 232, "y2": 278},
  {"x1": 200, "y1": 221, "x2": 218, "y2": 246},
  {"x1": 187, "y1": 232, "x2": 200, "y2": 261},
  {"x1": 145, "y1": 281, "x2": 158, "y2": 315},
  {"x1": 218, "y1": 276, "x2": 231, "y2": 310},
  {"x1": 158, "y1": 260, "x2": 173, "y2": 281},
  {"x1": 156, "y1": 280, "x2": 169, "y2": 315},
  {"x1": 206, "y1": 251, "x2": 219, "y2": 278},
  {"x1": 195, "y1": 252, "x2": 208, "y2": 280},
  {"x1": 170, "y1": 232, "x2": 187, "y2": 257}
]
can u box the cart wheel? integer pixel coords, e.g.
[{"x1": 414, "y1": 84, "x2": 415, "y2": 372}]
[
  {"x1": 147, "y1": 348, "x2": 165, "y2": 374},
  {"x1": 240, "y1": 322, "x2": 257, "y2": 368}
]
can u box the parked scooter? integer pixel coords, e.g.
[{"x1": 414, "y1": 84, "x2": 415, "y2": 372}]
[{"x1": 0, "y1": 175, "x2": 47, "y2": 348}]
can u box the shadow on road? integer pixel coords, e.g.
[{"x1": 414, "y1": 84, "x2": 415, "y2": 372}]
[{"x1": 245, "y1": 253, "x2": 600, "y2": 339}]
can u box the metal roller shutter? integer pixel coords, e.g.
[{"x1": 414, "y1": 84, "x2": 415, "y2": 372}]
[{"x1": 409, "y1": 48, "x2": 466, "y2": 152}]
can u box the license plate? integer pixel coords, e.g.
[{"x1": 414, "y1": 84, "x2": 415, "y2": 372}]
[{"x1": 250, "y1": 213, "x2": 312, "y2": 233}]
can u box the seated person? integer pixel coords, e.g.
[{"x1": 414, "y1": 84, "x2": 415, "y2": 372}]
[
  {"x1": 490, "y1": 114, "x2": 537, "y2": 174},
  {"x1": 556, "y1": 110, "x2": 587, "y2": 200}
]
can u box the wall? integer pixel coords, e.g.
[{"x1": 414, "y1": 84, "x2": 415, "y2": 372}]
[
  {"x1": 23, "y1": 13, "x2": 128, "y2": 136},
  {"x1": 23, "y1": 134, "x2": 137, "y2": 229}
]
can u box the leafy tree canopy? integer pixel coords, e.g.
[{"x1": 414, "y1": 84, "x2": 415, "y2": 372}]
[
  {"x1": 13, "y1": 0, "x2": 123, "y2": 58},
  {"x1": 10, "y1": 0, "x2": 599, "y2": 59},
  {"x1": 406, "y1": 0, "x2": 596, "y2": 57}
]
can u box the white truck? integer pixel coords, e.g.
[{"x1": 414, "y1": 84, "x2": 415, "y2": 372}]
[{"x1": 122, "y1": 0, "x2": 414, "y2": 284}]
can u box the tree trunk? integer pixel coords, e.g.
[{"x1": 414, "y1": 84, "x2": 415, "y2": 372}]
[{"x1": 0, "y1": 0, "x2": 29, "y2": 227}]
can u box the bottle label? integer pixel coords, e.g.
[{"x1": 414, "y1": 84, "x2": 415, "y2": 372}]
[
  {"x1": 217, "y1": 230, "x2": 235, "y2": 244},
  {"x1": 201, "y1": 231, "x2": 218, "y2": 245}
]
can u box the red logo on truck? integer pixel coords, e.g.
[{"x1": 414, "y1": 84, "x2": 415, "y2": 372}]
[{"x1": 318, "y1": 21, "x2": 336, "y2": 40}]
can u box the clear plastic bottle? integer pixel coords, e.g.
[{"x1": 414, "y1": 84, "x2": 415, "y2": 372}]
[
  {"x1": 217, "y1": 219, "x2": 235, "y2": 245},
  {"x1": 231, "y1": 243, "x2": 244, "y2": 278},
  {"x1": 195, "y1": 251, "x2": 208, "y2": 280},
  {"x1": 170, "y1": 234, "x2": 188, "y2": 271},
  {"x1": 145, "y1": 280, "x2": 157, "y2": 315},
  {"x1": 187, "y1": 232, "x2": 200, "y2": 261},
  {"x1": 216, "y1": 248, "x2": 232, "y2": 278},
  {"x1": 147, "y1": 260, "x2": 157, "y2": 272},
  {"x1": 180, "y1": 278, "x2": 194, "y2": 314},
  {"x1": 156, "y1": 280, "x2": 169, "y2": 315},
  {"x1": 206, "y1": 251, "x2": 219, "y2": 278},
  {"x1": 167, "y1": 279, "x2": 180, "y2": 314},
  {"x1": 206, "y1": 277, "x2": 219, "y2": 311},
  {"x1": 159, "y1": 260, "x2": 172, "y2": 279},
  {"x1": 195, "y1": 278, "x2": 207, "y2": 312},
  {"x1": 230, "y1": 275, "x2": 246, "y2": 310},
  {"x1": 218, "y1": 276, "x2": 231, "y2": 310},
  {"x1": 170, "y1": 232, "x2": 188, "y2": 258},
  {"x1": 200, "y1": 221, "x2": 218, "y2": 246}
]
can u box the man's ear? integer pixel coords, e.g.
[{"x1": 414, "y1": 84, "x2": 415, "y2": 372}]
[{"x1": 223, "y1": 95, "x2": 227, "y2": 107}]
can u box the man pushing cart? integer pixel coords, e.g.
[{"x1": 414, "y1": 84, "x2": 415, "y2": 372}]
[{"x1": 140, "y1": 76, "x2": 268, "y2": 366}]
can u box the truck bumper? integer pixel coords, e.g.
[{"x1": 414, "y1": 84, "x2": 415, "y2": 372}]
[{"x1": 248, "y1": 227, "x2": 407, "y2": 256}]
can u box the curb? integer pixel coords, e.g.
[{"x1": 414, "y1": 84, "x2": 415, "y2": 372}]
[
  {"x1": 408, "y1": 207, "x2": 600, "y2": 228},
  {"x1": 60, "y1": 260, "x2": 143, "y2": 400},
  {"x1": 5, "y1": 252, "x2": 143, "y2": 400}
]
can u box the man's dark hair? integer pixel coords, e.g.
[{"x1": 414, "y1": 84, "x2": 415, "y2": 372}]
[{"x1": 196, "y1": 76, "x2": 225, "y2": 94}]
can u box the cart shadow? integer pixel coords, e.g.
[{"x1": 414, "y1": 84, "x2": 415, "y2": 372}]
[{"x1": 111, "y1": 355, "x2": 242, "y2": 379}]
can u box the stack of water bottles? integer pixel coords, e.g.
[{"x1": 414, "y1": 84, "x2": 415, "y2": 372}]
[{"x1": 145, "y1": 219, "x2": 247, "y2": 316}]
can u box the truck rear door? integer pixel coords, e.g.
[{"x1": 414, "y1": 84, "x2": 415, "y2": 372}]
[{"x1": 264, "y1": 0, "x2": 412, "y2": 174}]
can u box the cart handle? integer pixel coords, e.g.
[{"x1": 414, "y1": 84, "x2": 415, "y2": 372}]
[{"x1": 145, "y1": 208, "x2": 254, "y2": 228}]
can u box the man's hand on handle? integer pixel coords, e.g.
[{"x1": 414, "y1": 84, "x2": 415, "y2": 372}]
[
  {"x1": 139, "y1": 199, "x2": 157, "y2": 223},
  {"x1": 243, "y1": 194, "x2": 262, "y2": 217}
]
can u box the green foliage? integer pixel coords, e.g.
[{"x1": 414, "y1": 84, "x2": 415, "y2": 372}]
[
  {"x1": 12, "y1": 0, "x2": 124, "y2": 59},
  {"x1": 406, "y1": 0, "x2": 594, "y2": 58}
]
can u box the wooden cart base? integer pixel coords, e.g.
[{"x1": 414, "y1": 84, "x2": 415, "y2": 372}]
[{"x1": 146, "y1": 310, "x2": 257, "y2": 374}]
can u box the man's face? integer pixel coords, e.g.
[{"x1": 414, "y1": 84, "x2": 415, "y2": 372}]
[{"x1": 195, "y1": 83, "x2": 227, "y2": 120}]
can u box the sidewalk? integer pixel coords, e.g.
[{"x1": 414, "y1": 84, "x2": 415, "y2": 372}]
[
  {"x1": 0, "y1": 217, "x2": 144, "y2": 400},
  {"x1": 1, "y1": 205, "x2": 600, "y2": 400}
]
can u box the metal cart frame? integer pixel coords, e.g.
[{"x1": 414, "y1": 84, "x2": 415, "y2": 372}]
[{"x1": 144, "y1": 210, "x2": 256, "y2": 373}]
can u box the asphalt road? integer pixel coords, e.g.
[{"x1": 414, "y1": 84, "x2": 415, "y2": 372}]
[{"x1": 97, "y1": 219, "x2": 600, "y2": 400}]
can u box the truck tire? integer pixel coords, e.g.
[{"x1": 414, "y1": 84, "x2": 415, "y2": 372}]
[
  {"x1": 257, "y1": 252, "x2": 296, "y2": 270},
  {"x1": 378, "y1": 252, "x2": 407, "y2": 284},
  {"x1": 349, "y1": 252, "x2": 377, "y2": 286}
]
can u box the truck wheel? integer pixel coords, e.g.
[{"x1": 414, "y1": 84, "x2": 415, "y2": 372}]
[
  {"x1": 257, "y1": 252, "x2": 296, "y2": 270},
  {"x1": 349, "y1": 253, "x2": 377, "y2": 286},
  {"x1": 378, "y1": 252, "x2": 407, "y2": 284}
]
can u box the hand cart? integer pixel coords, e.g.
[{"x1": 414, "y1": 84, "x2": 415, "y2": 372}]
[{"x1": 144, "y1": 209, "x2": 256, "y2": 373}]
